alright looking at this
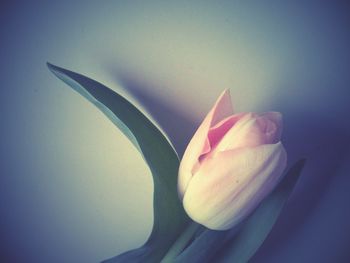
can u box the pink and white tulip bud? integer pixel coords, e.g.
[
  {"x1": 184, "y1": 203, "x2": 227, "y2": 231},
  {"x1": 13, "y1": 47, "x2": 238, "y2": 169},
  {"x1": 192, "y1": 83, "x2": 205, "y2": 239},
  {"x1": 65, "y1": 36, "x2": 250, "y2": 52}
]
[{"x1": 178, "y1": 90, "x2": 287, "y2": 230}]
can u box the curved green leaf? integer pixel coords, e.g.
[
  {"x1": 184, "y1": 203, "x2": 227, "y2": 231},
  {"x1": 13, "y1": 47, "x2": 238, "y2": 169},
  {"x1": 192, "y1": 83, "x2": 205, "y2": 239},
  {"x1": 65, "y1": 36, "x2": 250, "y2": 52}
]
[
  {"x1": 47, "y1": 63, "x2": 189, "y2": 263},
  {"x1": 173, "y1": 228, "x2": 232, "y2": 263},
  {"x1": 171, "y1": 159, "x2": 305, "y2": 263}
]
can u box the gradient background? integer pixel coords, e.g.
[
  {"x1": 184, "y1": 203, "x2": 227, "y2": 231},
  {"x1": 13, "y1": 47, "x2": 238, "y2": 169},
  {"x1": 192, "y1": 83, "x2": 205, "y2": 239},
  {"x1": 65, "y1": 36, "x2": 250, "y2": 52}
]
[{"x1": 1, "y1": 1, "x2": 350, "y2": 262}]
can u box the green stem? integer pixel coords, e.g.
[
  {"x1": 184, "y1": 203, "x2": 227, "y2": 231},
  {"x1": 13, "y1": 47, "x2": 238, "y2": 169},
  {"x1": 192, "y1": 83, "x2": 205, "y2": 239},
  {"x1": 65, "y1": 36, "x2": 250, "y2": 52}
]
[{"x1": 161, "y1": 222, "x2": 201, "y2": 262}]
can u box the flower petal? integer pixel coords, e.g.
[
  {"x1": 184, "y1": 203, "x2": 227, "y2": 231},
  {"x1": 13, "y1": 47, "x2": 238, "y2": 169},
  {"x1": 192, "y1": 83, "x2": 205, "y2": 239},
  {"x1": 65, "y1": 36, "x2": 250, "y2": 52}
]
[
  {"x1": 182, "y1": 142, "x2": 287, "y2": 230},
  {"x1": 213, "y1": 112, "x2": 283, "y2": 153},
  {"x1": 260, "y1": 111, "x2": 283, "y2": 141},
  {"x1": 178, "y1": 89, "x2": 234, "y2": 198},
  {"x1": 206, "y1": 113, "x2": 246, "y2": 152}
]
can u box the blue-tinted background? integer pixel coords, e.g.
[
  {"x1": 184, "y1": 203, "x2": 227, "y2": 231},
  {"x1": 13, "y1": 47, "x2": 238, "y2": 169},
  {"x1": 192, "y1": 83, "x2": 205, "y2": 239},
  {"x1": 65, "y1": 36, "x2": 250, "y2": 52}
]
[{"x1": 1, "y1": 1, "x2": 349, "y2": 262}]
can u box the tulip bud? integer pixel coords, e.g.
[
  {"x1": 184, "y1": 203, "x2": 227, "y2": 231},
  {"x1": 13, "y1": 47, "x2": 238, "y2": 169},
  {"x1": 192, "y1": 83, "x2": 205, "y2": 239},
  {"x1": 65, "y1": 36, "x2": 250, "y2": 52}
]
[{"x1": 178, "y1": 90, "x2": 287, "y2": 230}]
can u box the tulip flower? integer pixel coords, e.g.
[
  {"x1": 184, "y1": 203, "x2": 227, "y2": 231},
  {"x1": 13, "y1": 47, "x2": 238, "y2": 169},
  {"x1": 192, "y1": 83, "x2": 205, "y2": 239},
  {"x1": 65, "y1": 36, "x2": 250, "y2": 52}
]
[{"x1": 178, "y1": 90, "x2": 287, "y2": 230}]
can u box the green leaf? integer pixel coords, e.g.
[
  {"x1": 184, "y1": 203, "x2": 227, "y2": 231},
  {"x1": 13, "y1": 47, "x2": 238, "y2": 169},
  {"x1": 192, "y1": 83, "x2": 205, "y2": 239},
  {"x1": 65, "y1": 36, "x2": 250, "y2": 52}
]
[
  {"x1": 217, "y1": 159, "x2": 306, "y2": 263},
  {"x1": 172, "y1": 227, "x2": 232, "y2": 263},
  {"x1": 171, "y1": 159, "x2": 305, "y2": 263},
  {"x1": 47, "y1": 63, "x2": 189, "y2": 263}
]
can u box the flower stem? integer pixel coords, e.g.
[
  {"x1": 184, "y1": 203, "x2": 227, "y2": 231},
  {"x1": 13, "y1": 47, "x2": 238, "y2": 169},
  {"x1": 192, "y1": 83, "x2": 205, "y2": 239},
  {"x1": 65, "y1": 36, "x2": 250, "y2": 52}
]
[{"x1": 161, "y1": 222, "x2": 202, "y2": 262}]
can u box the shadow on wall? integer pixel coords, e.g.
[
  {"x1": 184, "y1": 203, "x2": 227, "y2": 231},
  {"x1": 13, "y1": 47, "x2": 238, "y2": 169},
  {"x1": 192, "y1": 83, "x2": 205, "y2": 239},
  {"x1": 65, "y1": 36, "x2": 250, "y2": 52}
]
[
  {"x1": 110, "y1": 67, "x2": 349, "y2": 261},
  {"x1": 115, "y1": 72, "x2": 198, "y2": 158}
]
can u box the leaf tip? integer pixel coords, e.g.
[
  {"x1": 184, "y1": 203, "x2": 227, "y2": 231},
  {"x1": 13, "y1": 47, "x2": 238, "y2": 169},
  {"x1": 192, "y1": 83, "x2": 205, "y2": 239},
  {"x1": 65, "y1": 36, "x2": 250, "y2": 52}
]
[
  {"x1": 46, "y1": 62, "x2": 59, "y2": 73},
  {"x1": 295, "y1": 158, "x2": 307, "y2": 171}
]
